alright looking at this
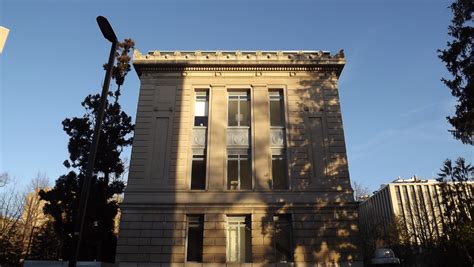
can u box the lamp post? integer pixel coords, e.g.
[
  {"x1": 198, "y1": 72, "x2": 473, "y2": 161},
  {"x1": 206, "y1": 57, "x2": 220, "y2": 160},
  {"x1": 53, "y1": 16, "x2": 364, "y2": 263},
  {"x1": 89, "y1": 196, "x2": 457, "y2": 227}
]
[{"x1": 68, "y1": 16, "x2": 118, "y2": 267}]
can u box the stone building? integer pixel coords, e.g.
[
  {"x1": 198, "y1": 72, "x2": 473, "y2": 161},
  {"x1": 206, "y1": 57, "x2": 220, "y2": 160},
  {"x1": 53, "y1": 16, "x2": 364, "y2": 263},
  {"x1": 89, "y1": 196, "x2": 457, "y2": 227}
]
[{"x1": 116, "y1": 50, "x2": 361, "y2": 266}]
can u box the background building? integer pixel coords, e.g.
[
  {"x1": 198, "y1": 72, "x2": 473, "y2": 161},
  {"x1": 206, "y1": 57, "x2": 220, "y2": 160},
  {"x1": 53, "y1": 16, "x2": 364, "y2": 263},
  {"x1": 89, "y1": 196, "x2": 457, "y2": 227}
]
[
  {"x1": 116, "y1": 50, "x2": 361, "y2": 266},
  {"x1": 358, "y1": 176, "x2": 474, "y2": 245}
]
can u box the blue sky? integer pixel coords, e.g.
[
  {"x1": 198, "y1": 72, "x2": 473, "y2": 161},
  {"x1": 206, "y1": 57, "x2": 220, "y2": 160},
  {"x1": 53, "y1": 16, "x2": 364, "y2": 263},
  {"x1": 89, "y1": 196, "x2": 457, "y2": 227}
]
[{"x1": 1, "y1": 0, "x2": 472, "y2": 192}]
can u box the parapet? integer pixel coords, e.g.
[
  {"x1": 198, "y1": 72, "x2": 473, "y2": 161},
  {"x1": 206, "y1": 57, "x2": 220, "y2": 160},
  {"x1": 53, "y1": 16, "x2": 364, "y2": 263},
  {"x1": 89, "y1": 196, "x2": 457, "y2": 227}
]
[{"x1": 133, "y1": 49, "x2": 345, "y2": 76}]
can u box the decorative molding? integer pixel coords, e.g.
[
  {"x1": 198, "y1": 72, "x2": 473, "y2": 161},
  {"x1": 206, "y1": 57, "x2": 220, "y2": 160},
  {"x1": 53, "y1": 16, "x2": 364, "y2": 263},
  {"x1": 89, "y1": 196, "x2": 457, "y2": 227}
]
[
  {"x1": 134, "y1": 49, "x2": 343, "y2": 61},
  {"x1": 270, "y1": 128, "x2": 286, "y2": 147},
  {"x1": 137, "y1": 66, "x2": 342, "y2": 73},
  {"x1": 227, "y1": 127, "x2": 250, "y2": 148},
  {"x1": 133, "y1": 49, "x2": 345, "y2": 76},
  {"x1": 192, "y1": 127, "x2": 207, "y2": 148}
]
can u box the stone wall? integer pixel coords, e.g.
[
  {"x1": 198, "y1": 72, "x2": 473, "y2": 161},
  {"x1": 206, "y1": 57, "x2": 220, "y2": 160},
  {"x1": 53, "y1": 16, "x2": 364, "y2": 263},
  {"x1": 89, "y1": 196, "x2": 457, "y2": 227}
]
[{"x1": 117, "y1": 205, "x2": 360, "y2": 266}]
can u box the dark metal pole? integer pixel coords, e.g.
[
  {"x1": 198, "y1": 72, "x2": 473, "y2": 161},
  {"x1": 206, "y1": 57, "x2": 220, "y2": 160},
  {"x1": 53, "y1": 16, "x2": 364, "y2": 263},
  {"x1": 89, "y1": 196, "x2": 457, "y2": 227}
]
[{"x1": 69, "y1": 17, "x2": 118, "y2": 267}]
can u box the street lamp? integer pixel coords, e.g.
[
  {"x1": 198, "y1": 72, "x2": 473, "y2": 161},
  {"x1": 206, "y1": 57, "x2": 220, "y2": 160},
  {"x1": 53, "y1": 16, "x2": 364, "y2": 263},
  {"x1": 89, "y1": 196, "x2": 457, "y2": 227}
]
[{"x1": 68, "y1": 16, "x2": 118, "y2": 267}]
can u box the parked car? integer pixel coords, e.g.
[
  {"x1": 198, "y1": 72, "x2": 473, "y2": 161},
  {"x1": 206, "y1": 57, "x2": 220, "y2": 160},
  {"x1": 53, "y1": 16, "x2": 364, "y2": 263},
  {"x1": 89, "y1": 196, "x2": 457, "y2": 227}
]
[{"x1": 371, "y1": 248, "x2": 401, "y2": 266}]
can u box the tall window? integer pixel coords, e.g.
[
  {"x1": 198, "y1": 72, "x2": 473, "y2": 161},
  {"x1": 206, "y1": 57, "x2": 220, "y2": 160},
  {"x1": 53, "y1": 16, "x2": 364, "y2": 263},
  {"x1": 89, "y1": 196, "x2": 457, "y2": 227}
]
[
  {"x1": 191, "y1": 90, "x2": 208, "y2": 190},
  {"x1": 228, "y1": 92, "x2": 250, "y2": 126},
  {"x1": 270, "y1": 90, "x2": 287, "y2": 189},
  {"x1": 227, "y1": 91, "x2": 251, "y2": 190},
  {"x1": 186, "y1": 215, "x2": 204, "y2": 262},
  {"x1": 269, "y1": 90, "x2": 284, "y2": 127},
  {"x1": 226, "y1": 215, "x2": 251, "y2": 263},
  {"x1": 272, "y1": 154, "x2": 288, "y2": 189},
  {"x1": 227, "y1": 152, "x2": 251, "y2": 190},
  {"x1": 273, "y1": 215, "x2": 292, "y2": 262},
  {"x1": 191, "y1": 154, "x2": 206, "y2": 190},
  {"x1": 194, "y1": 91, "x2": 208, "y2": 126}
]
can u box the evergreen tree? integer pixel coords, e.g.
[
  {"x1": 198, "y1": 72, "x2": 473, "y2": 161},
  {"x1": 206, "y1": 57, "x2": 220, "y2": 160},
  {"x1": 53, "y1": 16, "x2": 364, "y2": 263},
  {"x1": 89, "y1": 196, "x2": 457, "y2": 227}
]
[
  {"x1": 28, "y1": 221, "x2": 62, "y2": 260},
  {"x1": 39, "y1": 39, "x2": 135, "y2": 262},
  {"x1": 436, "y1": 157, "x2": 474, "y2": 266},
  {"x1": 438, "y1": 0, "x2": 473, "y2": 145}
]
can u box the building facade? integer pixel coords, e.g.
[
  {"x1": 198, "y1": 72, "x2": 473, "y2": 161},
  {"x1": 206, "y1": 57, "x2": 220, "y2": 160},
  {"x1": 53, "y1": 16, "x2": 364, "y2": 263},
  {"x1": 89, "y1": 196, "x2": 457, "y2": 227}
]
[
  {"x1": 358, "y1": 177, "x2": 474, "y2": 245},
  {"x1": 116, "y1": 50, "x2": 361, "y2": 266}
]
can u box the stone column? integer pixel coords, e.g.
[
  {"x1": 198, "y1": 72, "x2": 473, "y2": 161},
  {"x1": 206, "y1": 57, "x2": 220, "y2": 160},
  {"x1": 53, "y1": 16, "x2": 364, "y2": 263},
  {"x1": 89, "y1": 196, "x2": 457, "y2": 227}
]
[
  {"x1": 207, "y1": 84, "x2": 227, "y2": 190},
  {"x1": 252, "y1": 84, "x2": 271, "y2": 190}
]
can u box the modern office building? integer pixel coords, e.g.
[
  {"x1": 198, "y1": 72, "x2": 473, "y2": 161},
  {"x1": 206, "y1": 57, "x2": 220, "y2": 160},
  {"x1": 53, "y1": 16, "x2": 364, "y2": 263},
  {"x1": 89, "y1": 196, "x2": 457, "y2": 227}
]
[
  {"x1": 116, "y1": 50, "x2": 361, "y2": 266},
  {"x1": 358, "y1": 177, "x2": 474, "y2": 245}
]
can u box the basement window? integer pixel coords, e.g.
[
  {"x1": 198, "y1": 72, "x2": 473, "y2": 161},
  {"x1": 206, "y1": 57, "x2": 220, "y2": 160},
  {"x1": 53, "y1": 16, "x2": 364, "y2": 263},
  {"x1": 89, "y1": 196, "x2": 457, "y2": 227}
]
[{"x1": 186, "y1": 215, "x2": 204, "y2": 262}]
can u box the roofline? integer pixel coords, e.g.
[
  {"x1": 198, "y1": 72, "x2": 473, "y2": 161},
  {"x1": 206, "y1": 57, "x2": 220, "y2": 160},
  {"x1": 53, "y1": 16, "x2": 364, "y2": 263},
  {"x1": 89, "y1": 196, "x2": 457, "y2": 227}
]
[
  {"x1": 141, "y1": 50, "x2": 332, "y2": 54},
  {"x1": 132, "y1": 49, "x2": 346, "y2": 77}
]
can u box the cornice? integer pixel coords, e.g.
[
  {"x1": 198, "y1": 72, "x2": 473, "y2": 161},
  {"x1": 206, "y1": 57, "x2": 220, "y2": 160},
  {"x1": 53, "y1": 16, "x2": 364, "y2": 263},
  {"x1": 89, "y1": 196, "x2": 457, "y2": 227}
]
[
  {"x1": 120, "y1": 202, "x2": 359, "y2": 211},
  {"x1": 133, "y1": 49, "x2": 345, "y2": 76}
]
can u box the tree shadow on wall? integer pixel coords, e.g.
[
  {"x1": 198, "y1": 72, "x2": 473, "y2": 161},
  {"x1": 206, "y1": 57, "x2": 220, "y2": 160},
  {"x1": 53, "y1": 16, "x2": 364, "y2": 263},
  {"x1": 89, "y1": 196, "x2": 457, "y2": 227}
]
[{"x1": 259, "y1": 50, "x2": 362, "y2": 265}]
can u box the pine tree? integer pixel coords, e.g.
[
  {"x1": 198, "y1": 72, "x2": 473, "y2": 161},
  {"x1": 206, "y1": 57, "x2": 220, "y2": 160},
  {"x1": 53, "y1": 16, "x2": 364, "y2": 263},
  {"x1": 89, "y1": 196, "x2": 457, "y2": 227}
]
[
  {"x1": 438, "y1": 0, "x2": 473, "y2": 145},
  {"x1": 39, "y1": 39, "x2": 135, "y2": 262}
]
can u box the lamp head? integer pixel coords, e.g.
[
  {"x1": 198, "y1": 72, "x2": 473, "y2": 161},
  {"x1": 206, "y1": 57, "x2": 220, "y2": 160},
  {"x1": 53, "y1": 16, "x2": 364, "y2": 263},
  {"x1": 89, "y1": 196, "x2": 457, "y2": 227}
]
[{"x1": 96, "y1": 16, "x2": 117, "y2": 43}]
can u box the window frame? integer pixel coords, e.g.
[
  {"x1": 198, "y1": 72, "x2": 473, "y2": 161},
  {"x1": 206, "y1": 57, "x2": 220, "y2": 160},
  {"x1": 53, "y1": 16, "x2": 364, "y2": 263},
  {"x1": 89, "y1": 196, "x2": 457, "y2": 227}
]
[
  {"x1": 194, "y1": 90, "x2": 209, "y2": 127},
  {"x1": 273, "y1": 214, "x2": 293, "y2": 263},
  {"x1": 271, "y1": 152, "x2": 289, "y2": 190},
  {"x1": 190, "y1": 88, "x2": 210, "y2": 190},
  {"x1": 228, "y1": 91, "x2": 250, "y2": 127},
  {"x1": 190, "y1": 154, "x2": 206, "y2": 190},
  {"x1": 226, "y1": 215, "x2": 252, "y2": 263},
  {"x1": 269, "y1": 90, "x2": 285, "y2": 127},
  {"x1": 227, "y1": 150, "x2": 252, "y2": 190},
  {"x1": 268, "y1": 89, "x2": 290, "y2": 190},
  {"x1": 186, "y1": 214, "x2": 204, "y2": 262}
]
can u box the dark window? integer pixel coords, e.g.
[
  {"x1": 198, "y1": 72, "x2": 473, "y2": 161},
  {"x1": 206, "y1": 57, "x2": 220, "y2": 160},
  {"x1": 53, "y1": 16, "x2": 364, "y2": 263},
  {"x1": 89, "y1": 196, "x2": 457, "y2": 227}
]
[
  {"x1": 194, "y1": 91, "x2": 208, "y2": 126},
  {"x1": 269, "y1": 91, "x2": 284, "y2": 127},
  {"x1": 227, "y1": 154, "x2": 251, "y2": 190},
  {"x1": 272, "y1": 154, "x2": 288, "y2": 189},
  {"x1": 274, "y1": 215, "x2": 292, "y2": 262},
  {"x1": 191, "y1": 155, "x2": 206, "y2": 190},
  {"x1": 187, "y1": 215, "x2": 204, "y2": 262},
  {"x1": 228, "y1": 93, "x2": 250, "y2": 126}
]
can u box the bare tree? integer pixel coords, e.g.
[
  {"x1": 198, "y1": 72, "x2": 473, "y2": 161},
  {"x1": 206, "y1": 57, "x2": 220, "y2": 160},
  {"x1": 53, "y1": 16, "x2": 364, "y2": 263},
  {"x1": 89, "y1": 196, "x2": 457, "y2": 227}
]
[
  {"x1": 21, "y1": 173, "x2": 50, "y2": 252},
  {"x1": 352, "y1": 181, "x2": 371, "y2": 201},
  {"x1": 0, "y1": 174, "x2": 24, "y2": 266},
  {"x1": 0, "y1": 172, "x2": 10, "y2": 187},
  {"x1": 0, "y1": 172, "x2": 51, "y2": 264},
  {"x1": 0, "y1": 175, "x2": 23, "y2": 237},
  {"x1": 399, "y1": 199, "x2": 442, "y2": 248}
]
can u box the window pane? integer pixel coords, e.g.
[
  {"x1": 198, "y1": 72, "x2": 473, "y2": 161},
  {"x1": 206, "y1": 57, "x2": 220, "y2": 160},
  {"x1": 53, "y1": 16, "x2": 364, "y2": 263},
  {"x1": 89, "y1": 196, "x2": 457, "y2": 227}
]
[
  {"x1": 195, "y1": 101, "x2": 207, "y2": 117},
  {"x1": 270, "y1": 100, "x2": 283, "y2": 126},
  {"x1": 272, "y1": 157, "x2": 288, "y2": 189},
  {"x1": 227, "y1": 216, "x2": 251, "y2": 263},
  {"x1": 187, "y1": 215, "x2": 203, "y2": 262},
  {"x1": 240, "y1": 159, "x2": 252, "y2": 190},
  {"x1": 191, "y1": 159, "x2": 206, "y2": 190},
  {"x1": 239, "y1": 226, "x2": 246, "y2": 262},
  {"x1": 228, "y1": 160, "x2": 239, "y2": 190},
  {"x1": 227, "y1": 227, "x2": 238, "y2": 262},
  {"x1": 195, "y1": 92, "x2": 208, "y2": 127},
  {"x1": 228, "y1": 101, "x2": 238, "y2": 126},
  {"x1": 194, "y1": 116, "x2": 208, "y2": 127},
  {"x1": 240, "y1": 99, "x2": 250, "y2": 126},
  {"x1": 274, "y1": 215, "x2": 292, "y2": 262}
]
